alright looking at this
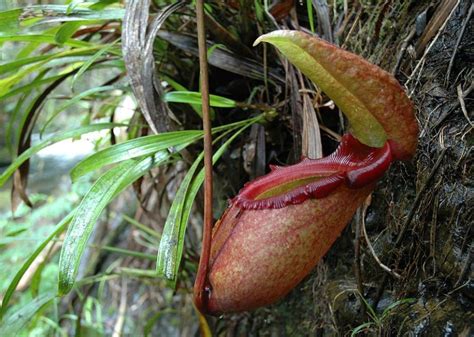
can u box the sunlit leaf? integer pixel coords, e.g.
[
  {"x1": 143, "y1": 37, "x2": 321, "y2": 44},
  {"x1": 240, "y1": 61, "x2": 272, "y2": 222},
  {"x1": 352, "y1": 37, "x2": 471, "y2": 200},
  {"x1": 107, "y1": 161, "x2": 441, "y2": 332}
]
[
  {"x1": 11, "y1": 4, "x2": 125, "y2": 23},
  {"x1": 0, "y1": 42, "x2": 119, "y2": 76},
  {"x1": 164, "y1": 91, "x2": 237, "y2": 108},
  {"x1": 0, "y1": 9, "x2": 21, "y2": 34},
  {"x1": 0, "y1": 34, "x2": 92, "y2": 47},
  {"x1": 55, "y1": 21, "x2": 85, "y2": 44},
  {"x1": 0, "y1": 60, "x2": 121, "y2": 100},
  {"x1": 89, "y1": 0, "x2": 122, "y2": 11},
  {"x1": 0, "y1": 46, "x2": 105, "y2": 96},
  {"x1": 0, "y1": 73, "x2": 62, "y2": 101}
]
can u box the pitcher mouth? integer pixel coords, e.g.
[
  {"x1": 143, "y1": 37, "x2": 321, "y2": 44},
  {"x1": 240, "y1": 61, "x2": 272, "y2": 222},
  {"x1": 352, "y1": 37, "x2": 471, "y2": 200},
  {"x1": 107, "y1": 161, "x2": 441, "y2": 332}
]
[{"x1": 233, "y1": 134, "x2": 392, "y2": 210}]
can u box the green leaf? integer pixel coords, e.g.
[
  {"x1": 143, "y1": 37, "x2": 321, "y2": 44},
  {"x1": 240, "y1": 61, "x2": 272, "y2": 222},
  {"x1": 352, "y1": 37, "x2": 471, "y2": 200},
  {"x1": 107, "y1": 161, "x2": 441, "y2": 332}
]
[
  {"x1": 58, "y1": 161, "x2": 136, "y2": 295},
  {"x1": 164, "y1": 91, "x2": 237, "y2": 108},
  {"x1": 254, "y1": 30, "x2": 387, "y2": 148},
  {"x1": 157, "y1": 120, "x2": 257, "y2": 285},
  {"x1": 70, "y1": 130, "x2": 203, "y2": 180},
  {"x1": 91, "y1": 245, "x2": 156, "y2": 261},
  {"x1": 15, "y1": 26, "x2": 60, "y2": 59},
  {"x1": 306, "y1": 0, "x2": 315, "y2": 33},
  {"x1": 143, "y1": 309, "x2": 176, "y2": 337},
  {"x1": 156, "y1": 152, "x2": 204, "y2": 283},
  {"x1": 0, "y1": 34, "x2": 92, "y2": 48},
  {"x1": 0, "y1": 46, "x2": 102, "y2": 96},
  {"x1": 162, "y1": 76, "x2": 210, "y2": 119},
  {"x1": 0, "y1": 214, "x2": 72, "y2": 319},
  {"x1": 89, "y1": 0, "x2": 121, "y2": 11},
  {"x1": 0, "y1": 123, "x2": 126, "y2": 187},
  {"x1": 0, "y1": 60, "x2": 121, "y2": 100},
  {"x1": 350, "y1": 322, "x2": 376, "y2": 337},
  {"x1": 0, "y1": 9, "x2": 21, "y2": 34},
  {"x1": 55, "y1": 21, "x2": 86, "y2": 44},
  {"x1": 72, "y1": 40, "x2": 120, "y2": 85},
  {"x1": 380, "y1": 298, "x2": 416, "y2": 320},
  {"x1": 0, "y1": 44, "x2": 119, "y2": 76},
  {"x1": 122, "y1": 214, "x2": 160, "y2": 239},
  {"x1": 12, "y1": 5, "x2": 125, "y2": 23},
  {"x1": 58, "y1": 153, "x2": 172, "y2": 295},
  {"x1": 0, "y1": 293, "x2": 56, "y2": 335},
  {"x1": 357, "y1": 292, "x2": 379, "y2": 323},
  {"x1": 0, "y1": 74, "x2": 64, "y2": 100},
  {"x1": 66, "y1": 0, "x2": 83, "y2": 15}
]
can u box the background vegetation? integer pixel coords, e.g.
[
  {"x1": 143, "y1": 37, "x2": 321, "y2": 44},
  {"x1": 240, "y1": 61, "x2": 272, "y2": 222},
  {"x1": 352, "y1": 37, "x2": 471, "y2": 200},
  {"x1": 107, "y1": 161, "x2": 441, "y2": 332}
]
[{"x1": 0, "y1": 0, "x2": 472, "y2": 336}]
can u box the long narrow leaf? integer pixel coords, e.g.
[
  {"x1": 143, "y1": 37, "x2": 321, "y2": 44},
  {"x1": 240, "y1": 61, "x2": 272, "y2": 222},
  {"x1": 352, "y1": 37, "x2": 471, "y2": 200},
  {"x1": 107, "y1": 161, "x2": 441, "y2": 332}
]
[
  {"x1": 0, "y1": 73, "x2": 66, "y2": 101},
  {"x1": 70, "y1": 117, "x2": 262, "y2": 181},
  {"x1": 0, "y1": 293, "x2": 55, "y2": 335},
  {"x1": 0, "y1": 152, "x2": 172, "y2": 317},
  {"x1": 350, "y1": 322, "x2": 376, "y2": 337},
  {"x1": 162, "y1": 76, "x2": 204, "y2": 118},
  {"x1": 58, "y1": 152, "x2": 172, "y2": 295},
  {"x1": 0, "y1": 60, "x2": 121, "y2": 100},
  {"x1": 0, "y1": 53, "x2": 87, "y2": 97},
  {"x1": 164, "y1": 91, "x2": 236, "y2": 108},
  {"x1": 58, "y1": 160, "x2": 136, "y2": 295},
  {"x1": 0, "y1": 9, "x2": 21, "y2": 33},
  {"x1": 156, "y1": 152, "x2": 204, "y2": 283},
  {"x1": 0, "y1": 34, "x2": 92, "y2": 47},
  {"x1": 0, "y1": 45, "x2": 121, "y2": 75},
  {"x1": 157, "y1": 118, "x2": 259, "y2": 285},
  {"x1": 55, "y1": 21, "x2": 85, "y2": 44},
  {"x1": 17, "y1": 4, "x2": 125, "y2": 22},
  {"x1": 70, "y1": 130, "x2": 202, "y2": 181},
  {"x1": 72, "y1": 41, "x2": 120, "y2": 85}
]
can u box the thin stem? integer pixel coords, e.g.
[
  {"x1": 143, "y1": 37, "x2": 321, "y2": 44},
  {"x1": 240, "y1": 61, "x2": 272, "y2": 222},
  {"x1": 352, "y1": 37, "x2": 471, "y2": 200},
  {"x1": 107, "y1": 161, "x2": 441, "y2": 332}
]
[{"x1": 194, "y1": 0, "x2": 213, "y2": 314}]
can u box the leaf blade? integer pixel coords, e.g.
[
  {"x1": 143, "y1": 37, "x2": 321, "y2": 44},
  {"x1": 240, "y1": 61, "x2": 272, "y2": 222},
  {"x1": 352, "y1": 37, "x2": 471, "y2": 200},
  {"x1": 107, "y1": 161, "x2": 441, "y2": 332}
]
[
  {"x1": 0, "y1": 293, "x2": 55, "y2": 335},
  {"x1": 70, "y1": 130, "x2": 203, "y2": 180},
  {"x1": 156, "y1": 119, "x2": 258, "y2": 285},
  {"x1": 58, "y1": 161, "x2": 136, "y2": 295},
  {"x1": 164, "y1": 91, "x2": 237, "y2": 108},
  {"x1": 58, "y1": 152, "x2": 173, "y2": 295}
]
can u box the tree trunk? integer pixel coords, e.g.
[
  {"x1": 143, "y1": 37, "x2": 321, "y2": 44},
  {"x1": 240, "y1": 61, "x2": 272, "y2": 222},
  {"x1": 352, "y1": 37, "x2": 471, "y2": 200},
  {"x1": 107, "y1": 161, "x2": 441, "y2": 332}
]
[{"x1": 214, "y1": 1, "x2": 473, "y2": 335}]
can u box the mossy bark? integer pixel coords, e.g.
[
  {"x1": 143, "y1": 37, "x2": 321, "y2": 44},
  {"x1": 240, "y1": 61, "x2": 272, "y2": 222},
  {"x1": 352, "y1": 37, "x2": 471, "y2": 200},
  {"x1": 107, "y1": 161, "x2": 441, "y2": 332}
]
[{"x1": 212, "y1": 1, "x2": 473, "y2": 335}]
